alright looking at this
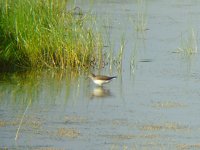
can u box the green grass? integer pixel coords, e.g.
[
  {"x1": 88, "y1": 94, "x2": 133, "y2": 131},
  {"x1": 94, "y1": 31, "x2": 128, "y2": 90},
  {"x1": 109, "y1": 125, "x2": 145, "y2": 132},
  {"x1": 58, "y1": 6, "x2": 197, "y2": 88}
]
[{"x1": 0, "y1": 0, "x2": 103, "y2": 71}]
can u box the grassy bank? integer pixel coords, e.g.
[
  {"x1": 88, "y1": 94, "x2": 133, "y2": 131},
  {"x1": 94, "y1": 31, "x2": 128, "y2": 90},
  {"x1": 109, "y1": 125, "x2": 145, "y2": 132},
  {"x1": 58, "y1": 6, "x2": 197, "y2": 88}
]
[{"x1": 0, "y1": 0, "x2": 102, "y2": 71}]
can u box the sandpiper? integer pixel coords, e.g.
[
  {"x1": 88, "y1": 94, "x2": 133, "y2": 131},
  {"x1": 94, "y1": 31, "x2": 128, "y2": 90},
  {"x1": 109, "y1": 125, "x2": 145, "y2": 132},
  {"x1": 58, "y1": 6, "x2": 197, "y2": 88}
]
[{"x1": 88, "y1": 73, "x2": 117, "y2": 86}]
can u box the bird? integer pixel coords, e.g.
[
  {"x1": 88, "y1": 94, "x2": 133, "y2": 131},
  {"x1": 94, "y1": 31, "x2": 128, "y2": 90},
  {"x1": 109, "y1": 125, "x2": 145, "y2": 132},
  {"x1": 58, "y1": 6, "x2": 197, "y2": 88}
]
[{"x1": 88, "y1": 73, "x2": 117, "y2": 86}]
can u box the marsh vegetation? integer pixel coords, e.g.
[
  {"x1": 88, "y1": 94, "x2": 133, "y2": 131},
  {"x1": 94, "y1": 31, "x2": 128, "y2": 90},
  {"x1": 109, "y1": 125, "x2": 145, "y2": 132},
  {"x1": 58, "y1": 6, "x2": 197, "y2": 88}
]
[{"x1": 0, "y1": 0, "x2": 103, "y2": 71}]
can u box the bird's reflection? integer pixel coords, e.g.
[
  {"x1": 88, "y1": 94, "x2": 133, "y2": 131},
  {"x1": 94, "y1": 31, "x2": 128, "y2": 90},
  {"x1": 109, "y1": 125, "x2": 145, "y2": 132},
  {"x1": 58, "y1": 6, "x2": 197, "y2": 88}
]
[{"x1": 90, "y1": 86, "x2": 112, "y2": 99}]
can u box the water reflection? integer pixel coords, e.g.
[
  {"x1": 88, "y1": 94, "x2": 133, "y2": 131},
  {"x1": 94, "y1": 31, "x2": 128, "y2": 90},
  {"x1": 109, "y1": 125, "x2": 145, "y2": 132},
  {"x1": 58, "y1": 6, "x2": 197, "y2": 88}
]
[
  {"x1": 0, "y1": 70, "x2": 82, "y2": 107},
  {"x1": 90, "y1": 86, "x2": 112, "y2": 99}
]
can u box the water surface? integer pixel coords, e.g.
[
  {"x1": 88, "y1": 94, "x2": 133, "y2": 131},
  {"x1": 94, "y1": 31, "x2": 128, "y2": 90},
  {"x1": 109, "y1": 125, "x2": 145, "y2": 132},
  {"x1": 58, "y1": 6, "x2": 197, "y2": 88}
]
[{"x1": 1, "y1": 0, "x2": 200, "y2": 149}]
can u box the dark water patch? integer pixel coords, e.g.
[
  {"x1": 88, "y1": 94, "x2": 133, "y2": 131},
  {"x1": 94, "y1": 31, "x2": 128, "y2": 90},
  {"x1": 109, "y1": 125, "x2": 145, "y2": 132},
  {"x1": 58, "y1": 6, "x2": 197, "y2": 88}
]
[
  {"x1": 139, "y1": 59, "x2": 153, "y2": 62},
  {"x1": 103, "y1": 25, "x2": 113, "y2": 29},
  {"x1": 103, "y1": 45, "x2": 109, "y2": 48}
]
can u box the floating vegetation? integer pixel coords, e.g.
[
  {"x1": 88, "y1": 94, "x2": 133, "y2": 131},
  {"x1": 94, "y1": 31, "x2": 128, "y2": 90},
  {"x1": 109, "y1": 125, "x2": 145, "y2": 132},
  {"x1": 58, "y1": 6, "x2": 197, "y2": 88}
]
[
  {"x1": 111, "y1": 134, "x2": 136, "y2": 140},
  {"x1": 112, "y1": 119, "x2": 129, "y2": 126},
  {"x1": 0, "y1": 120, "x2": 19, "y2": 127},
  {"x1": 110, "y1": 144, "x2": 130, "y2": 150},
  {"x1": 57, "y1": 128, "x2": 80, "y2": 138},
  {"x1": 140, "y1": 123, "x2": 188, "y2": 131},
  {"x1": 152, "y1": 101, "x2": 186, "y2": 108},
  {"x1": 0, "y1": 119, "x2": 41, "y2": 128},
  {"x1": 177, "y1": 29, "x2": 198, "y2": 55},
  {"x1": 139, "y1": 134, "x2": 160, "y2": 139},
  {"x1": 104, "y1": 134, "x2": 136, "y2": 141},
  {"x1": 104, "y1": 133, "x2": 159, "y2": 141},
  {"x1": 0, "y1": 120, "x2": 7, "y2": 127},
  {"x1": 64, "y1": 115, "x2": 88, "y2": 124},
  {"x1": 0, "y1": 0, "x2": 103, "y2": 71},
  {"x1": 140, "y1": 125, "x2": 162, "y2": 131},
  {"x1": 177, "y1": 143, "x2": 200, "y2": 150}
]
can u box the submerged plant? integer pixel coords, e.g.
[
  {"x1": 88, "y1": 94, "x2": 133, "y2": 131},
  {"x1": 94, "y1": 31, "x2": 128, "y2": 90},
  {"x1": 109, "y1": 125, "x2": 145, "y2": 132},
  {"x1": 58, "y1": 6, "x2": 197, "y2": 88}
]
[
  {"x1": 0, "y1": 0, "x2": 103, "y2": 71},
  {"x1": 177, "y1": 29, "x2": 198, "y2": 55}
]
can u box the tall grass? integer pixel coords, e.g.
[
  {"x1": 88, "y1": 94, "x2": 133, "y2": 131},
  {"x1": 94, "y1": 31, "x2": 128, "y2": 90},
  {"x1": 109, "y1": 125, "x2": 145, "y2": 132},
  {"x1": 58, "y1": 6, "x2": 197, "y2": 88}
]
[{"x1": 0, "y1": 0, "x2": 102, "y2": 71}]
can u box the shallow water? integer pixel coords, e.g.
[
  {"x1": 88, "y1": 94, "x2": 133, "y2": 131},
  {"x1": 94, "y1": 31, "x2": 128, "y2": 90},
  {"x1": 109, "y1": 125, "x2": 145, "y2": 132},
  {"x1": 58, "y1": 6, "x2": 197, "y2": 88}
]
[{"x1": 1, "y1": 0, "x2": 200, "y2": 149}]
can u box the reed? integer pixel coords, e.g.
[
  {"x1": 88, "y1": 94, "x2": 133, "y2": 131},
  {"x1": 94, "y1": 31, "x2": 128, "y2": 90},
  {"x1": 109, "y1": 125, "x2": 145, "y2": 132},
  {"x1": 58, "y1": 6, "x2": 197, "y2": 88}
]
[
  {"x1": 178, "y1": 29, "x2": 198, "y2": 55},
  {"x1": 0, "y1": 0, "x2": 103, "y2": 71},
  {"x1": 116, "y1": 35, "x2": 125, "y2": 72},
  {"x1": 103, "y1": 34, "x2": 125, "y2": 73},
  {"x1": 130, "y1": 47, "x2": 137, "y2": 75},
  {"x1": 135, "y1": 0, "x2": 148, "y2": 32}
]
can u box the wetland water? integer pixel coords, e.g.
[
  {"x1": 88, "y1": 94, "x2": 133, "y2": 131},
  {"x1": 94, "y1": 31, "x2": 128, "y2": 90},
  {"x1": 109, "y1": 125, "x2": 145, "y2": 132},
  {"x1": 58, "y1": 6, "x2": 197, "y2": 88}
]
[{"x1": 1, "y1": 0, "x2": 200, "y2": 149}]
